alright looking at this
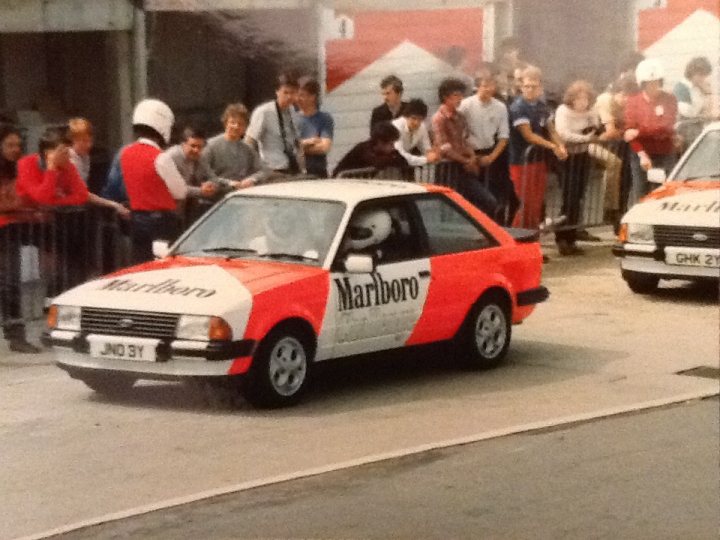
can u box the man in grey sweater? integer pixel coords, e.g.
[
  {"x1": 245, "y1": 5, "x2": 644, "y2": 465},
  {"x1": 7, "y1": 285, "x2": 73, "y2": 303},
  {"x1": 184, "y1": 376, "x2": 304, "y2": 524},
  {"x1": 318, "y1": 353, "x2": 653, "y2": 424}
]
[{"x1": 203, "y1": 103, "x2": 270, "y2": 190}]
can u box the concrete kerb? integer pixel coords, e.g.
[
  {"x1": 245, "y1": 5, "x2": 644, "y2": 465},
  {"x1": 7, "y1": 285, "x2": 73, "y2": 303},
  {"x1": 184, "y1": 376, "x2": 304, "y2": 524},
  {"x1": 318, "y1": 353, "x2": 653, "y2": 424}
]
[{"x1": 17, "y1": 387, "x2": 719, "y2": 540}]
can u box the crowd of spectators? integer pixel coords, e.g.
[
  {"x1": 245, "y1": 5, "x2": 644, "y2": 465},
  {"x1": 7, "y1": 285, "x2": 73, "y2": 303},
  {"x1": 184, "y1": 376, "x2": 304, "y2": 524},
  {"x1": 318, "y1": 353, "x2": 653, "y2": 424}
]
[{"x1": 0, "y1": 39, "x2": 717, "y2": 352}]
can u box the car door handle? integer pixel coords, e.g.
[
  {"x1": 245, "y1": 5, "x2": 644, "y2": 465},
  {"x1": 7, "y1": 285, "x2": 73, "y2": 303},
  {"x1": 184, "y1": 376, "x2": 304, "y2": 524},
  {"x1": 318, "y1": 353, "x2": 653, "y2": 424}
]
[{"x1": 418, "y1": 270, "x2": 430, "y2": 278}]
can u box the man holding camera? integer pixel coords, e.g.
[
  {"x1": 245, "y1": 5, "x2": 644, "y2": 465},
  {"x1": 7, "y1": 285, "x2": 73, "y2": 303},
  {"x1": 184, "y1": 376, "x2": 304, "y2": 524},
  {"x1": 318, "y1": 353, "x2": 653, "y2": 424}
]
[{"x1": 246, "y1": 73, "x2": 304, "y2": 175}]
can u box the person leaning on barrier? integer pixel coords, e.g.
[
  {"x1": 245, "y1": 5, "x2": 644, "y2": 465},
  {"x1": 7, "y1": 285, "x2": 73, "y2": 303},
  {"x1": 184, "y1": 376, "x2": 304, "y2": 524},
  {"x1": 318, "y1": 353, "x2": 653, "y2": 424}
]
[
  {"x1": 554, "y1": 80, "x2": 616, "y2": 255},
  {"x1": 0, "y1": 124, "x2": 41, "y2": 353},
  {"x1": 67, "y1": 118, "x2": 129, "y2": 220},
  {"x1": 296, "y1": 76, "x2": 335, "y2": 178},
  {"x1": 164, "y1": 126, "x2": 219, "y2": 223},
  {"x1": 459, "y1": 67, "x2": 519, "y2": 226},
  {"x1": 203, "y1": 103, "x2": 269, "y2": 191},
  {"x1": 332, "y1": 121, "x2": 408, "y2": 178},
  {"x1": 391, "y1": 98, "x2": 440, "y2": 167},
  {"x1": 431, "y1": 77, "x2": 498, "y2": 218},
  {"x1": 623, "y1": 59, "x2": 678, "y2": 207},
  {"x1": 104, "y1": 99, "x2": 188, "y2": 264},
  {"x1": 508, "y1": 65, "x2": 568, "y2": 230}
]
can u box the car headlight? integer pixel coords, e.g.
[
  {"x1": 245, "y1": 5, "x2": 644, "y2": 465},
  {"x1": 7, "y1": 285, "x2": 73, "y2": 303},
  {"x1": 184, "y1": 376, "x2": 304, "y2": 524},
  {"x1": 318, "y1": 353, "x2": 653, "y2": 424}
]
[
  {"x1": 626, "y1": 223, "x2": 654, "y2": 244},
  {"x1": 176, "y1": 315, "x2": 232, "y2": 341},
  {"x1": 48, "y1": 305, "x2": 81, "y2": 331}
]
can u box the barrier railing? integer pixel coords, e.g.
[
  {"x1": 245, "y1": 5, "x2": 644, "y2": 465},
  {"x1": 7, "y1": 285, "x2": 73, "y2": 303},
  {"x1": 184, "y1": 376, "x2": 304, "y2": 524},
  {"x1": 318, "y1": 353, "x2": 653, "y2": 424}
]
[{"x1": 1, "y1": 206, "x2": 129, "y2": 327}]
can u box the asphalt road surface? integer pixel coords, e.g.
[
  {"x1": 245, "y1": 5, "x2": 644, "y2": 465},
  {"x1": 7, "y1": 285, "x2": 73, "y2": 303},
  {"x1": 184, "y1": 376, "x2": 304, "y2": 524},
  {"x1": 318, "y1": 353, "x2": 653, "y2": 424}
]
[
  {"x1": 58, "y1": 397, "x2": 720, "y2": 540},
  {"x1": 2, "y1": 230, "x2": 718, "y2": 539}
]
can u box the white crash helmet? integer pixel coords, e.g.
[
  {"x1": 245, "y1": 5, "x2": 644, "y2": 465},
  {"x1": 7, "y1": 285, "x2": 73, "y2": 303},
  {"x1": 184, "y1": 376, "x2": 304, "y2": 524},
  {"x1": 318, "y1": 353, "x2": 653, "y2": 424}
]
[
  {"x1": 635, "y1": 59, "x2": 665, "y2": 85},
  {"x1": 265, "y1": 205, "x2": 309, "y2": 246},
  {"x1": 132, "y1": 99, "x2": 174, "y2": 144},
  {"x1": 346, "y1": 209, "x2": 392, "y2": 251}
]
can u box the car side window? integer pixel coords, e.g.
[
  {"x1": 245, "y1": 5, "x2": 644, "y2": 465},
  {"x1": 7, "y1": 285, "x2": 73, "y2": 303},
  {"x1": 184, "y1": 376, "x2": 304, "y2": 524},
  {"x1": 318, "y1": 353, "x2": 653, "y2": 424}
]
[
  {"x1": 336, "y1": 201, "x2": 423, "y2": 267},
  {"x1": 415, "y1": 196, "x2": 493, "y2": 255}
]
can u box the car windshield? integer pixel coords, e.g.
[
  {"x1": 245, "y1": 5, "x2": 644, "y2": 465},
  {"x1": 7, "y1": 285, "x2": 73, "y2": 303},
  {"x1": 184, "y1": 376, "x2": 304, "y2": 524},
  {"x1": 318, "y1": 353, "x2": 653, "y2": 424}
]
[
  {"x1": 672, "y1": 129, "x2": 720, "y2": 181},
  {"x1": 173, "y1": 196, "x2": 346, "y2": 266}
]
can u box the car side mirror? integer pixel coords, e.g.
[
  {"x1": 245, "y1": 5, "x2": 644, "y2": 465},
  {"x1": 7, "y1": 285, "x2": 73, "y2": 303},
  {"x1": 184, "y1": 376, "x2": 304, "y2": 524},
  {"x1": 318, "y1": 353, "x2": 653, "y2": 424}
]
[
  {"x1": 647, "y1": 168, "x2": 667, "y2": 184},
  {"x1": 152, "y1": 240, "x2": 170, "y2": 259},
  {"x1": 344, "y1": 254, "x2": 374, "y2": 273}
]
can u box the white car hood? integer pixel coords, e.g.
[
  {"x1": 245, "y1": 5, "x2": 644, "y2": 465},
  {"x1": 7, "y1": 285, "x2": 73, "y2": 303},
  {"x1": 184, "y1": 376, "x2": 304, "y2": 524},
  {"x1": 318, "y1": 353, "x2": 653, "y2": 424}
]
[
  {"x1": 623, "y1": 187, "x2": 720, "y2": 227},
  {"x1": 54, "y1": 265, "x2": 253, "y2": 332}
]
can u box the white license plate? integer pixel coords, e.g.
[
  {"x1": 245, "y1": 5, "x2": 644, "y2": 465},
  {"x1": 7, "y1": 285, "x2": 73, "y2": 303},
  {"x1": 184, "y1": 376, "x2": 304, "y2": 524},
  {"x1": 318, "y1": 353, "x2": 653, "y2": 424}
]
[
  {"x1": 88, "y1": 336, "x2": 158, "y2": 362},
  {"x1": 665, "y1": 247, "x2": 720, "y2": 268}
]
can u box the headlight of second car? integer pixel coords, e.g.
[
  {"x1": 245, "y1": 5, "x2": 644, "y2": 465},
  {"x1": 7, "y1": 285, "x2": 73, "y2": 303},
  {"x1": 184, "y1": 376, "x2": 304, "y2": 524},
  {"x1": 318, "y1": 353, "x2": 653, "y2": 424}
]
[
  {"x1": 176, "y1": 315, "x2": 232, "y2": 341},
  {"x1": 626, "y1": 223, "x2": 654, "y2": 244},
  {"x1": 47, "y1": 305, "x2": 81, "y2": 331}
]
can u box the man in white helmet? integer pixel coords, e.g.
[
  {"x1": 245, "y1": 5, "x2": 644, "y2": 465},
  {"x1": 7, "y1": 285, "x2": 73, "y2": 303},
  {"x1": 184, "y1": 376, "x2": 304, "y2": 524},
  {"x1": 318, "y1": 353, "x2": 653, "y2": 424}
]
[
  {"x1": 623, "y1": 59, "x2": 678, "y2": 207},
  {"x1": 103, "y1": 99, "x2": 188, "y2": 263}
]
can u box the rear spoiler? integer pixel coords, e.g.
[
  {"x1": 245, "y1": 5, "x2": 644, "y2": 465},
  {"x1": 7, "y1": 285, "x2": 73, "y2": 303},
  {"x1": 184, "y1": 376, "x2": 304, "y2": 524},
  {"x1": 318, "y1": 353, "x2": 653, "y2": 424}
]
[{"x1": 504, "y1": 227, "x2": 540, "y2": 243}]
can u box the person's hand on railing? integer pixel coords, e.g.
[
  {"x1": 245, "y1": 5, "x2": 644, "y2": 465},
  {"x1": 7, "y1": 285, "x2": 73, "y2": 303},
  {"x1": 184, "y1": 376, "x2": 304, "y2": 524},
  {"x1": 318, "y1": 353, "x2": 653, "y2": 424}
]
[
  {"x1": 462, "y1": 155, "x2": 480, "y2": 174},
  {"x1": 200, "y1": 181, "x2": 218, "y2": 198},
  {"x1": 112, "y1": 202, "x2": 130, "y2": 220},
  {"x1": 552, "y1": 143, "x2": 568, "y2": 161},
  {"x1": 425, "y1": 148, "x2": 441, "y2": 164}
]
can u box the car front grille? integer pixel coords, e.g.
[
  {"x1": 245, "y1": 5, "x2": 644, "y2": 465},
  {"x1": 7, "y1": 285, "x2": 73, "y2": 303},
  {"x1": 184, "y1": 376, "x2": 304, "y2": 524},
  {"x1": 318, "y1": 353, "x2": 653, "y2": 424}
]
[
  {"x1": 81, "y1": 308, "x2": 179, "y2": 339},
  {"x1": 654, "y1": 226, "x2": 720, "y2": 248}
]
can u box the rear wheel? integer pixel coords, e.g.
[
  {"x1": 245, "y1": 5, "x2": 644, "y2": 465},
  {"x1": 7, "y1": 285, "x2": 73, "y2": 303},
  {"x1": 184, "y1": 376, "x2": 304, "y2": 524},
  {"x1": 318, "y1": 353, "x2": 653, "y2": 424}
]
[
  {"x1": 457, "y1": 293, "x2": 512, "y2": 369},
  {"x1": 242, "y1": 327, "x2": 313, "y2": 408},
  {"x1": 622, "y1": 270, "x2": 659, "y2": 294}
]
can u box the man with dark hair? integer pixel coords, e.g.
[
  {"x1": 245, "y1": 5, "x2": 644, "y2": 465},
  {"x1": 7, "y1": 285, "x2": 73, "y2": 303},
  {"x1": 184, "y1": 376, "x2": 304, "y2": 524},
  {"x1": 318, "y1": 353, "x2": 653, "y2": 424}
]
[
  {"x1": 297, "y1": 76, "x2": 334, "y2": 177},
  {"x1": 391, "y1": 98, "x2": 439, "y2": 167},
  {"x1": 674, "y1": 56, "x2": 714, "y2": 149},
  {"x1": 432, "y1": 77, "x2": 497, "y2": 217},
  {"x1": 246, "y1": 73, "x2": 302, "y2": 174},
  {"x1": 497, "y1": 36, "x2": 523, "y2": 103},
  {"x1": 370, "y1": 75, "x2": 408, "y2": 132},
  {"x1": 332, "y1": 121, "x2": 408, "y2": 177}
]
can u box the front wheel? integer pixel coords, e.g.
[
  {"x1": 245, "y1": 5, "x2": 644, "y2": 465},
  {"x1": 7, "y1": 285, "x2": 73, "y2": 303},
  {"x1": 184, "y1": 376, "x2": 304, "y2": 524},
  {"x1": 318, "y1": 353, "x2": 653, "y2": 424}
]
[
  {"x1": 622, "y1": 270, "x2": 659, "y2": 294},
  {"x1": 242, "y1": 328, "x2": 313, "y2": 408},
  {"x1": 457, "y1": 294, "x2": 512, "y2": 370}
]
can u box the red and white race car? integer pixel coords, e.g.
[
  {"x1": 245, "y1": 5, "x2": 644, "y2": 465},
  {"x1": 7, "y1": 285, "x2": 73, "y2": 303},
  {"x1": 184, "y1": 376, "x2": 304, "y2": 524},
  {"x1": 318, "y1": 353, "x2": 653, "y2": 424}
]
[{"x1": 46, "y1": 180, "x2": 548, "y2": 407}]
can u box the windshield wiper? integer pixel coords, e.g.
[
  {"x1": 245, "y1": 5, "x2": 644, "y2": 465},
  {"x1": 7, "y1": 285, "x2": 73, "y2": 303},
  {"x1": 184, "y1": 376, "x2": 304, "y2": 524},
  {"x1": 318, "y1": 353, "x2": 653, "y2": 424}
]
[
  {"x1": 197, "y1": 247, "x2": 258, "y2": 258},
  {"x1": 258, "y1": 252, "x2": 319, "y2": 262}
]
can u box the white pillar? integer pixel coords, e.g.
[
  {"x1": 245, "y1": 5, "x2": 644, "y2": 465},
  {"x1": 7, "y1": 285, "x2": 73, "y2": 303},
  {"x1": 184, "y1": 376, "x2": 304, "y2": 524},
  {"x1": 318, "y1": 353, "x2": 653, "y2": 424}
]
[{"x1": 132, "y1": 6, "x2": 148, "y2": 101}]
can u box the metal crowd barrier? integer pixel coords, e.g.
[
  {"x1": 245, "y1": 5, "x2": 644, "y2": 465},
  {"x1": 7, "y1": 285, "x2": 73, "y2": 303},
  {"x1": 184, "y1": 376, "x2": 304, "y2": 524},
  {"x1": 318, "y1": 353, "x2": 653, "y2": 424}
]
[{"x1": 0, "y1": 206, "x2": 129, "y2": 326}]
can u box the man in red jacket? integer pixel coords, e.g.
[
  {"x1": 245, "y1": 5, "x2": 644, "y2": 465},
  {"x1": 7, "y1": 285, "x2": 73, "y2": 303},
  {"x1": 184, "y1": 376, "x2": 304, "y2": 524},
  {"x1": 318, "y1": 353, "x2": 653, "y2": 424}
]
[{"x1": 624, "y1": 59, "x2": 678, "y2": 207}]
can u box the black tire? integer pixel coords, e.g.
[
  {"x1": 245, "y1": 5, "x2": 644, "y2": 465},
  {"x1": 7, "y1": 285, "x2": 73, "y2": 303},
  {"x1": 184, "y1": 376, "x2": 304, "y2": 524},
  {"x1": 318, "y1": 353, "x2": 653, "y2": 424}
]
[
  {"x1": 457, "y1": 292, "x2": 512, "y2": 369},
  {"x1": 81, "y1": 374, "x2": 136, "y2": 397},
  {"x1": 622, "y1": 270, "x2": 659, "y2": 294},
  {"x1": 241, "y1": 326, "x2": 314, "y2": 408}
]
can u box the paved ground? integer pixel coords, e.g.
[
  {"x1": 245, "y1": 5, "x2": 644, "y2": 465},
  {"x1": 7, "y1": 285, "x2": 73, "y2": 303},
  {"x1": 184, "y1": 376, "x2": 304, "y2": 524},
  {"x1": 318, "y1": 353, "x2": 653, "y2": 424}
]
[
  {"x1": 58, "y1": 397, "x2": 720, "y2": 540},
  {"x1": 2, "y1": 228, "x2": 718, "y2": 539}
]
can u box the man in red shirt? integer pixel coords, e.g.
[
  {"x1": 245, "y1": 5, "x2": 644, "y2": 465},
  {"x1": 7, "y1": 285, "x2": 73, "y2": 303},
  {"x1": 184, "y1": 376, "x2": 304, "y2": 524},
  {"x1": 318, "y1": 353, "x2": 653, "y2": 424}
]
[{"x1": 624, "y1": 59, "x2": 678, "y2": 207}]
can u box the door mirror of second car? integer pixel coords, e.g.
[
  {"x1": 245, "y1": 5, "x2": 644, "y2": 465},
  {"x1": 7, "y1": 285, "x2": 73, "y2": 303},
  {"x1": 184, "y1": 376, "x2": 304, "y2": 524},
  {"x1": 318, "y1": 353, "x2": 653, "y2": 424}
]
[
  {"x1": 344, "y1": 254, "x2": 374, "y2": 274},
  {"x1": 647, "y1": 168, "x2": 667, "y2": 184},
  {"x1": 152, "y1": 240, "x2": 170, "y2": 259}
]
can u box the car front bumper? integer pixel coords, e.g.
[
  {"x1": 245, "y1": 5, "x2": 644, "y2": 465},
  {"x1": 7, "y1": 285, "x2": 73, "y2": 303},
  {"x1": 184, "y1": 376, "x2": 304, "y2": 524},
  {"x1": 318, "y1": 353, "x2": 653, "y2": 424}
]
[
  {"x1": 613, "y1": 243, "x2": 720, "y2": 280},
  {"x1": 44, "y1": 330, "x2": 256, "y2": 380}
]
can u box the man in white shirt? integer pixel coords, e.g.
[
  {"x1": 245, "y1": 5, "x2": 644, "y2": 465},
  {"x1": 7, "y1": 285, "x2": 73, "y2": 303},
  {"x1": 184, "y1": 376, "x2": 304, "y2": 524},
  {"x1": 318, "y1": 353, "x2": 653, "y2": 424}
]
[
  {"x1": 459, "y1": 68, "x2": 518, "y2": 225},
  {"x1": 245, "y1": 73, "x2": 302, "y2": 174},
  {"x1": 391, "y1": 99, "x2": 440, "y2": 167}
]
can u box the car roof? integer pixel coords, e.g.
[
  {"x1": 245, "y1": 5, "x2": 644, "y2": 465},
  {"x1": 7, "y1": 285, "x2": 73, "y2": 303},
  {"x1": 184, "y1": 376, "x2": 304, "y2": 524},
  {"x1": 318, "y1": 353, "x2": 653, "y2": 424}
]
[{"x1": 229, "y1": 179, "x2": 435, "y2": 205}]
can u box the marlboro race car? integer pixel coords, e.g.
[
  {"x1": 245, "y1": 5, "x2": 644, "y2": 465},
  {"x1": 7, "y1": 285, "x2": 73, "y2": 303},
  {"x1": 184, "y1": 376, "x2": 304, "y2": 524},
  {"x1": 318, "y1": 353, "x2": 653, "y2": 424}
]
[
  {"x1": 614, "y1": 122, "x2": 720, "y2": 293},
  {"x1": 46, "y1": 179, "x2": 548, "y2": 408}
]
